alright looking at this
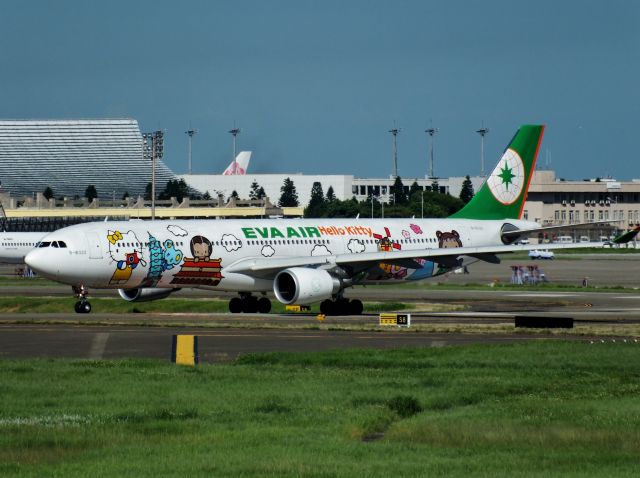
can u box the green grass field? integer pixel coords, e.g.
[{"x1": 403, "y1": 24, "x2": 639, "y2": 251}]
[{"x1": 1, "y1": 342, "x2": 639, "y2": 477}]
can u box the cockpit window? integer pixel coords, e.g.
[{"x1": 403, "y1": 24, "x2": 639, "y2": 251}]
[{"x1": 36, "y1": 240, "x2": 67, "y2": 248}]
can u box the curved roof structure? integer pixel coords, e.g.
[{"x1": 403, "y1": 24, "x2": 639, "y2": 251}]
[{"x1": 0, "y1": 119, "x2": 177, "y2": 199}]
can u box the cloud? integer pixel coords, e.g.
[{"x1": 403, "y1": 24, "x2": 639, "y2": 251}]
[
  {"x1": 402, "y1": 229, "x2": 411, "y2": 239},
  {"x1": 222, "y1": 234, "x2": 242, "y2": 252},
  {"x1": 347, "y1": 239, "x2": 365, "y2": 253},
  {"x1": 261, "y1": 245, "x2": 275, "y2": 257},
  {"x1": 167, "y1": 225, "x2": 188, "y2": 237},
  {"x1": 311, "y1": 245, "x2": 332, "y2": 256}
]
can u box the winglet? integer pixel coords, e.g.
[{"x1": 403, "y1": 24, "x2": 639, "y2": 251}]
[
  {"x1": 613, "y1": 226, "x2": 640, "y2": 244},
  {"x1": 450, "y1": 125, "x2": 545, "y2": 220}
]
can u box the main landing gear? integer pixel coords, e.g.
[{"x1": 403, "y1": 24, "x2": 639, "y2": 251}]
[
  {"x1": 320, "y1": 298, "x2": 363, "y2": 316},
  {"x1": 72, "y1": 285, "x2": 92, "y2": 314},
  {"x1": 229, "y1": 293, "x2": 272, "y2": 314}
]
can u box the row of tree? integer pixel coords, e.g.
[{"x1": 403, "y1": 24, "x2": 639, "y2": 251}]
[
  {"x1": 43, "y1": 185, "x2": 102, "y2": 202},
  {"x1": 304, "y1": 175, "x2": 475, "y2": 218},
  {"x1": 41, "y1": 174, "x2": 475, "y2": 217}
]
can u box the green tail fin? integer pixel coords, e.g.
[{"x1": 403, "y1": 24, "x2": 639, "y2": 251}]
[{"x1": 450, "y1": 124, "x2": 545, "y2": 220}]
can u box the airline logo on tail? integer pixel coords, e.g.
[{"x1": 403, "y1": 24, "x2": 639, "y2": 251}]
[
  {"x1": 450, "y1": 124, "x2": 545, "y2": 220},
  {"x1": 486, "y1": 148, "x2": 525, "y2": 205},
  {"x1": 222, "y1": 151, "x2": 252, "y2": 175}
]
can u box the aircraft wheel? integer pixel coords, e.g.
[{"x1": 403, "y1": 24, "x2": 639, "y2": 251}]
[
  {"x1": 229, "y1": 297, "x2": 243, "y2": 313},
  {"x1": 75, "y1": 301, "x2": 91, "y2": 314},
  {"x1": 257, "y1": 297, "x2": 272, "y2": 314},
  {"x1": 349, "y1": 299, "x2": 363, "y2": 315},
  {"x1": 320, "y1": 300, "x2": 334, "y2": 316},
  {"x1": 336, "y1": 298, "x2": 350, "y2": 316},
  {"x1": 242, "y1": 296, "x2": 258, "y2": 314}
]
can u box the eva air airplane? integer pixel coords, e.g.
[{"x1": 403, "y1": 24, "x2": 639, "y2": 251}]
[{"x1": 25, "y1": 125, "x2": 584, "y2": 314}]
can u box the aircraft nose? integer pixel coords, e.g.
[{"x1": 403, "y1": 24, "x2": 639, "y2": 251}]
[{"x1": 25, "y1": 248, "x2": 58, "y2": 279}]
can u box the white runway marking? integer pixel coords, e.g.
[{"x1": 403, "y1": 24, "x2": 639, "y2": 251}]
[{"x1": 89, "y1": 333, "x2": 109, "y2": 359}]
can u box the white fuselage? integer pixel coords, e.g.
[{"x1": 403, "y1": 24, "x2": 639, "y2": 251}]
[
  {"x1": 24, "y1": 217, "x2": 537, "y2": 292},
  {"x1": 0, "y1": 232, "x2": 46, "y2": 264}
]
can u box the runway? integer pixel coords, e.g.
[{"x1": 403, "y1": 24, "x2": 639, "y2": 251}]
[
  {"x1": 0, "y1": 293, "x2": 636, "y2": 363},
  {"x1": 1, "y1": 255, "x2": 639, "y2": 362},
  {"x1": 0, "y1": 323, "x2": 600, "y2": 363}
]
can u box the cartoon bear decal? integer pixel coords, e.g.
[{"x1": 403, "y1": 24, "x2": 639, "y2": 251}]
[
  {"x1": 436, "y1": 230, "x2": 463, "y2": 248},
  {"x1": 435, "y1": 230, "x2": 463, "y2": 275}
]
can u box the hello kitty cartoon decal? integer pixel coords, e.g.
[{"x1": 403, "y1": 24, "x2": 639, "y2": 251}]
[{"x1": 107, "y1": 230, "x2": 147, "y2": 285}]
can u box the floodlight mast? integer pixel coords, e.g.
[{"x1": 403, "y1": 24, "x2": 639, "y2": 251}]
[
  {"x1": 425, "y1": 127, "x2": 438, "y2": 178},
  {"x1": 476, "y1": 126, "x2": 490, "y2": 177},
  {"x1": 143, "y1": 131, "x2": 164, "y2": 221},
  {"x1": 185, "y1": 127, "x2": 198, "y2": 175}
]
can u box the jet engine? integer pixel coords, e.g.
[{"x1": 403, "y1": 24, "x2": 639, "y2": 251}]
[
  {"x1": 500, "y1": 222, "x2": 522, "y2": 245},
  {"x1": 273, "y1": 268, "x2": 340, "y2": 305},
  {"x1": 118, "y1": 288, "x2": 176, "y2": 302}
]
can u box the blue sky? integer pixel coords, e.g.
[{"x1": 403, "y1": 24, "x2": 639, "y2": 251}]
[{"x1": 1, "y1": 0, "x2": 638, "y2": 181}]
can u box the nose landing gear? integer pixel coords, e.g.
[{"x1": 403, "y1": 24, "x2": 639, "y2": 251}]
[{"x1": 72, "y1": 285, "x2": 92, "y2": 314}]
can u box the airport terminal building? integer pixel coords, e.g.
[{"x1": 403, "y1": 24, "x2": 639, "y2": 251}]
[
  {"x1": 1, "y1": 118, "x2": 639, "y2": 236},
  {"x1": 524, "y1": 169, "x2": 640, "y2": 230},
  {"x1": 0, "y1": 119, "x2": 177, "y2": 199}
]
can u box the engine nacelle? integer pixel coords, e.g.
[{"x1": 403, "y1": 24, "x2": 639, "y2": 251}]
[
  {"x1": 118, "y1": 288, "x2": 176, "y2": 302},
  {"x1": 500, "y1": 222, "x2": 521, "y2": 245},
  {"x1": 273, "y1": 268, "x2": 340, "y2": 305}
]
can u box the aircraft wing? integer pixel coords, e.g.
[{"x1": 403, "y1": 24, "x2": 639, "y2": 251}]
[
  {"x1": 501, "y1": 220, "x2": 615, "y2": 238},
  {"x1": 223, "y1": 242, "x2": 592, "y2": 276}
]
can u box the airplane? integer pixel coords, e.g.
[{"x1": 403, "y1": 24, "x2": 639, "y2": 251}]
[
  {"x1": 222, "y1": 151, "x2": 252, "y2": 175},
  {"x1": 26, "y1": 124, "x2": 597, "y2": 314},
  {"x1": 0, "y1": 232, "x2": 46, "y2": 264}
]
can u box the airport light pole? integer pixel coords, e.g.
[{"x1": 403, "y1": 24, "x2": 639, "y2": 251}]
[
  {"x1": 229, "y1": 126, "x2": 241, "y2": 173},
  {"x1": 476, "y1": 126, "x2": 489, "y2": 177},
  {"x1": 185, "y1": 127, "x2": 198, "y2": 174},
  {"x1": 421, "y1": 189, "x2": 424, "y2": 219},
  {"x1": 425, "y1": 127, "x2": 438, "y2": 178},
  {"x1": 388, "y1": 127, "x2": 400, "y2": 179},
  {"x1": 371, "y1": 194, "x2": 375, "y2": 219}
]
